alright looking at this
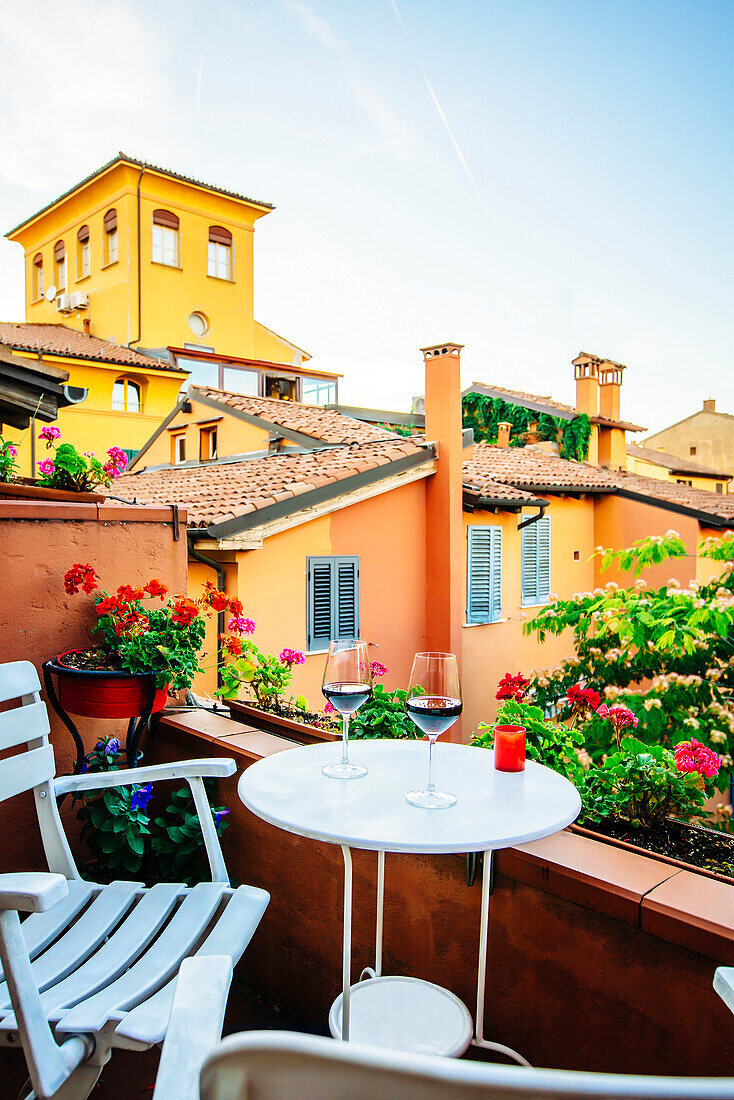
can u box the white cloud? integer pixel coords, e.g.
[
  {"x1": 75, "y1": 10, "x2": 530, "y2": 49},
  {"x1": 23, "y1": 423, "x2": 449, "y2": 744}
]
[{"x1": 0, "y1": 1, "x2": 172, "y2": 191}]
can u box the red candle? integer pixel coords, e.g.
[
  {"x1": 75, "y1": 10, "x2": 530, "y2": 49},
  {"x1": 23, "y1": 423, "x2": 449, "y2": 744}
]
[{"x1": 494, "y1": 724, "x2": 526, "y2": 772}]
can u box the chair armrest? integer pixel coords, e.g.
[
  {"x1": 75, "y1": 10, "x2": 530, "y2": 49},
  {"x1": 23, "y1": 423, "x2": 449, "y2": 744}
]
[
  {"x1": 54, "y1": 758, "x2": 236, "y2": 796},
  {"x1": 0, "y1": 873, "x2": 68, "y2": 914}
]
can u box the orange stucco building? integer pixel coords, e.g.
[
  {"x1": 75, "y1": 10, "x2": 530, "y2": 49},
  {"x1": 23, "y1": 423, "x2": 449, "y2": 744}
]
[{"x1": 118, "y1": 345, "x2": 734, "y2": 737}]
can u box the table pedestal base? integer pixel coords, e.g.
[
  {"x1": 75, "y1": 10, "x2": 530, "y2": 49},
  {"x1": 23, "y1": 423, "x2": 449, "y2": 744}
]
[{"x1": 329, "y1": 975, "x2": 473, "y2": 1058}]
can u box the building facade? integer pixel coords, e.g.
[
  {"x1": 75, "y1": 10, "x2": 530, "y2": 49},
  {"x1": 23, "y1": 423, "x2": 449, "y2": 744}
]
[{"x1": 645, "y1": 400, "x2": 734, "y2": 482}]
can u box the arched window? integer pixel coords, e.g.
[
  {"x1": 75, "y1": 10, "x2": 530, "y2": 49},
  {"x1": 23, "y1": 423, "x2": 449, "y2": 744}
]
[
  {"x1": 208, "y1": 225, "x2": 232, "y2": 279},
  {"x1": 152, "y1": 209, "x2": 179, "y2": 267},
  {"x1": 33, "y1": 253, "x2": 44, "y2": 300},
  {"x1": 77, "y1": 225, "x2": 90, "y2": 279},
  {"x1": 54, "y1": 240, "x2": 66, "y2": 292},
  {"x1": 112, "y1": 378, "x2": 142, "y2": 413},
  {"x1": 104, "y1": 208, "x2": 118, "y2": 264}
]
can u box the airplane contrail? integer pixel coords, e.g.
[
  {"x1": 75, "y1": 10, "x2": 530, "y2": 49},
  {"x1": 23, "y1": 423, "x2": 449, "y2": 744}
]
[{"x1": 388, "y1": 0, "x2": 483, "y2": 204}]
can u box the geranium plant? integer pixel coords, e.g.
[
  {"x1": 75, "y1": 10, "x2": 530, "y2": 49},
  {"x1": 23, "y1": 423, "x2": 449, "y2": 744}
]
[
  {"x1": 216, "y1": 640, "x2": 307, "y2": 711},
  {"x1": 63, "y1": 566, "x2": 247, "y2": 693},
  {"x1": 36, "y1": 425, "x2": 127, "y2": 491},
  {"x1": 0, "y1": 435, "x2": 19, "y2": 482}
]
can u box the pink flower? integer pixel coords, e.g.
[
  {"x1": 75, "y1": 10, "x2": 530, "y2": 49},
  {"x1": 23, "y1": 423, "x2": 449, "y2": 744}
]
[
  {"x1": 597, "y1": 704, "x2": 639, "y2": 732},
  {"x1": 280, "y1": 648, "x2": 305, "y2": 667},
  {"x1": 38, "y1": 426, "x2": 61, "y2": 442},
  {"x1": 102, "y1": 461, "x2": 121, "y2": 481},
  {"x1": 37, "y1": 459, "x2": 55, "y2": 475},
  {"x1": 107, "y1": 446, "x2": 128, "y2": 470},
  {"x1": 675, "y1": 739, "x2": 720, "y2": 780},
  {"x1": 370, "y1": 660, "x2": 387, "y2": 678},
  {"x1": 324, "y1": 701, "x2": 337, "y2": 715},
  {"x1": 6, "y1": 445, "x2": 17, "y2": 457},
  {"x1": 228, "y1": 616, "x2": 256, "y2": 635}
]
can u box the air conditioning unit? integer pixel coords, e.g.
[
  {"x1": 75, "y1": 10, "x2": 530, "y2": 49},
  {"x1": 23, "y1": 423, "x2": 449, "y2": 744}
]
[
  {"x1": 55, "y1": 294, "x2": 72, "y2": 314},
  {"x1": 69, "y1": 291, "x2": 88, "y2": 310}
]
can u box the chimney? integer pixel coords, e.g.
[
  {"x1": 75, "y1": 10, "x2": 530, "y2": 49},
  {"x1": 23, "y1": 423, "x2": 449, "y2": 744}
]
[
  {"x1": 573, "y1": 353, "x2": 600, "y2": 417},
  {"x1": 422, "y1": 342, "x2": 464, "y2": 736},
  {"x1": 599, "y1": 361, "x2": 624, "y2": 422},
  {"x1": 82, "y1": 318, "x2": 91, "y2": 336},
  {"x1": 704, "y1": 398, "x2": 716, "y2": 413},
  {"x1": 497, "y1": 421, "x2": 511, "y2": 448}
]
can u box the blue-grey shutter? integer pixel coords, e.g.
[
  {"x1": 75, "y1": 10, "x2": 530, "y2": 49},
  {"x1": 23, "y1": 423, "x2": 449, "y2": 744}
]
[
  {"x1": 307, "y1": 558, "x2": 333, "y2": 652},
  {"x1": 335, "y1": 557, "x2": 359, "y2": 640},
  {"x1": 307, "y1": 555, "x2": 360, "y2": 650},
  {"x1": 467, "y1": 526, "x2": 502, "y2": 623},
  {"x1": 522, "y1": 516, "x2": 550, "y2": 605}
]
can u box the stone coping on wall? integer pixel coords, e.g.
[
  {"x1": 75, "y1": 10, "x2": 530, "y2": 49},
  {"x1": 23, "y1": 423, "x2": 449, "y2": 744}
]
[
  {"x1": 156, "y1": 709, "x2": 734, "y2": 966},
  {"x1": 0, "y1": 499, "x2": 187, "y2": 523}
]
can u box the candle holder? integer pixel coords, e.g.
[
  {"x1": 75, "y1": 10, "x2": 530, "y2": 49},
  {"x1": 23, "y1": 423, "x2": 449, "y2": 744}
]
[{"x1": 494, "y1": 724, "x2": 526, "y2": 772}]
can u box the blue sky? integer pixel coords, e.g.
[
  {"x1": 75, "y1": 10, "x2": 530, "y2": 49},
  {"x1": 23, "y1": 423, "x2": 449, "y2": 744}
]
[{"x1": 0, "y1": 0, "x2": 731, "y2": 431}]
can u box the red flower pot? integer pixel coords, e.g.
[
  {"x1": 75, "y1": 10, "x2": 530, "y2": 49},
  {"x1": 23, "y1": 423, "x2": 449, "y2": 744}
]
[{"x1": 51, "y1": 651, "x2": 169, "y2": 718}]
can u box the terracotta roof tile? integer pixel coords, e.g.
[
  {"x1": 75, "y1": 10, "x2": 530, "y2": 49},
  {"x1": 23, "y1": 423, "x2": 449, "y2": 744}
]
[
  {"x1": 191, "y1": 385, "x2": 396, "y2": 445},
  {"x1": 0, "y1": 322, "x2": 179, "y2": 371},
  {"x1": 462, "y1": 445, "x2": 734, "y2": 524},
  {"x1": 628, "y1": 443, "x2": 732, "y2": 480},
  {"x1": 117, "y1": 437, "x2": 431, "y2": 529}
]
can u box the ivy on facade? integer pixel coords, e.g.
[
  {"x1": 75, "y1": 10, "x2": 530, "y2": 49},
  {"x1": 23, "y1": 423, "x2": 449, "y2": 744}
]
[{"x1": 461, "y1": 393, "x2": 591, "y2": 461}]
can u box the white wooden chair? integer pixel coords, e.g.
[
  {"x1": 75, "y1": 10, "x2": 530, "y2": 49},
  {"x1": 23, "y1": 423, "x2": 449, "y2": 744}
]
[
  {"x1": 0, "y1": 660, "x2": 269, "y2": 1100},
  {"x1": 199, "y1": 1031, "x2": 734, "y2": 1100}
]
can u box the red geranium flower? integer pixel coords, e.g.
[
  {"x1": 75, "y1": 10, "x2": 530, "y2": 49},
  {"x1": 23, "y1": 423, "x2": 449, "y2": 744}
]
[
  {"x1": 228, "y1": 597, "x2": 244, "y2": 616},
  {"x1": 64, "y1": 563, "x2": 98, "y2": 595},
  {"x1": 117, "y1": 584, "x2": 145, "y2": 602},
  {"x1": 496, "y1": 672, "x2": 530, "y2": 703},
  {"x1": 171, "y1": 598, "x2": 200, "y2": 626},
  {"x1": 675, "y1": 739, "x2": 720, "y2": 780},
  {"x1": 566, "y1": 684, "x2": 601, "y2": 717},
  {"x1": 144, "y1": 579, "x2": 168, "y2": 599},
  {"x1": 96, "y1": 595, "x2": 127, "y2": 617}
]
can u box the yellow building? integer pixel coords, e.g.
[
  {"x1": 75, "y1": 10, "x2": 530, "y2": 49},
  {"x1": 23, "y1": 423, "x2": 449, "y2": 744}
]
[
  {"x1": 2, "y1": 153, "x2": 327, "y2": 473},
  {"x1": 644, "y1": 399, "x2": 734, "y2": 484},
  {"x1": 626, "y1": 441, "x2": 730, "y2": 495}
]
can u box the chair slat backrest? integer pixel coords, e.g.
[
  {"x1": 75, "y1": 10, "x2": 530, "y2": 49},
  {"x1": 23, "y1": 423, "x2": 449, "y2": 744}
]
[
  {"x1": 0, "y1": 661, "x2": 42, "y2": 705},
  {"x1": 0, "y1": 745, "x2": 56, "y2": 803},
  {"x1": 0, "y1": 701, "x2": 50, "y2": 752}
]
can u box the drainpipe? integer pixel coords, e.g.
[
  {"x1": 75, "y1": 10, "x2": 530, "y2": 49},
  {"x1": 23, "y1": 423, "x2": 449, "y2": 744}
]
[
  {"x1": 128, "y1": 166, "x2": 144, "y2": 348},
  {"x1": 188, "y1": 533, "x2": 226, "y2": 686},
  {"x1": 517, "y1": 502, "x2": 548, "y2": 530}
]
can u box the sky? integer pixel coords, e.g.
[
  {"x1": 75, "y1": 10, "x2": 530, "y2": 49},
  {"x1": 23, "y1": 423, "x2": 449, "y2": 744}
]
[{"x1": 0, "y1": 0, "x2": 732, "y2": 433}]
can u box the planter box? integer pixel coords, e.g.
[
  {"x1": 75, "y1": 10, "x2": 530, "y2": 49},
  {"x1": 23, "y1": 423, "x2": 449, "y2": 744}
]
[
  {"x1": 227, "y1": 698, "x2": 339, "y2": 744},
  {"x1": 0, "y1": 480, "x2": 105, "y2": 504},
  {"x1": 570, "y1": 821, "x2": 734, "y2": 887}
]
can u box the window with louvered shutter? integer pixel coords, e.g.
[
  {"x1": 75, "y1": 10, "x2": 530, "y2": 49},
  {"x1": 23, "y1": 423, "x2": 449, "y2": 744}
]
[
  {"x1": 521, "y1": 515, "x2": 551, "y2": 606},
  {"x1": 467, "y1": 525, "x2": 502, "y2": 623},
  {"x1": 307, "y1": 556, "x2": 360, "y2": 652}
]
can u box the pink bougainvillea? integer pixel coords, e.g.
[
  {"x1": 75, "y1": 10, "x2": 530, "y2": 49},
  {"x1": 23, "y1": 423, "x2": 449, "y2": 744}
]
[{"x1": 674, "y1": 739, "x2": 721, "y2": 780}]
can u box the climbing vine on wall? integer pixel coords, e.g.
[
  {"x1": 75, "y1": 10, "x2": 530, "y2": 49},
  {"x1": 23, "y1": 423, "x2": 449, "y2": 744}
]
[{"x1": 462, "y1": 394, "x2": 591, "y2": 462}]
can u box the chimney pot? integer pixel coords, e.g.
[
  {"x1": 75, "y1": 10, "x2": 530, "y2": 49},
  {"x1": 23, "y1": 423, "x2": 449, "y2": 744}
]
[
  {"x1": 421, "y1": 342, "x2": 464, "y2": 361},
  {"x1": 82, "y1": 318, "x2": 91, "y2": 335},
  {"x1": 497, "y1": 421, "x2": 512, "y2": 448},
  {"x1": 704, "y1": 398, "x2": 716, "y2": 413}
]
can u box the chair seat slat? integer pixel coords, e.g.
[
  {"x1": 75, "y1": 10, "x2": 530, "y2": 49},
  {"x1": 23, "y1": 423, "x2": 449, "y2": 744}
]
[
  {"x1": 0, "y1": 883, "x2": 139, "y2": 1008},
  {"x1": 116, "y1": 884, "x2": 269, "y2": 1044},
  {"x1": 0, "y1": 881, "x2": 94, "y2": 980},
  {"x1": 56, "y1": 884, "x2": 227, "y2": 1035}
]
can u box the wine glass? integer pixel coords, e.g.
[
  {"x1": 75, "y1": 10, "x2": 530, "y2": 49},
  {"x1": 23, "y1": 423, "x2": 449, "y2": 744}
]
[
  {"x1": 405, "y1": 653, "x2": 462, "y2": 809},
  {"x1": 322, "y1": 640, "x2": 372, "y2": 779}
]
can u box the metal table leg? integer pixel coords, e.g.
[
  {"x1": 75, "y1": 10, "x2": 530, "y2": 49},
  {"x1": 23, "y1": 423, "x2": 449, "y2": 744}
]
[
  {"x1": 340, "y1": 844, "x2": 353, "y2": 1041},
  {"x1": 473, "y1": 849, "x2": 531, "y2": 1066}
]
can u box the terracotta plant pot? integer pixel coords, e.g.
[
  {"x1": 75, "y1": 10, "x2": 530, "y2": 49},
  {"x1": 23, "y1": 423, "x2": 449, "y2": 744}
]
[
  {"x1": 49, "y1": 650, "x2": 169, "y2": 718},
  {"x1": 0, "y1": 480, "x2": 105, "y2": 504},
  {"x1": 227, "y1": 698, "x2": 339, "y2": 744}
]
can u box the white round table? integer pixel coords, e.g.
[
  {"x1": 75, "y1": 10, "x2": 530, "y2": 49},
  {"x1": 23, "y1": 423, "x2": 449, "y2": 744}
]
[{"x1": 239, "y1": 739, "x2": 581, "y2": 1060}]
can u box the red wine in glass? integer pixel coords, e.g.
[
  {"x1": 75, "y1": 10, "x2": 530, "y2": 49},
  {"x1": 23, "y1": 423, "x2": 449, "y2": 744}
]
[
  {"x1": 405, "y1": 653, "x2": 461, "y2": 809},
  {"x1": 322, "y1": 641, "x2": 372, "y2": 779}
]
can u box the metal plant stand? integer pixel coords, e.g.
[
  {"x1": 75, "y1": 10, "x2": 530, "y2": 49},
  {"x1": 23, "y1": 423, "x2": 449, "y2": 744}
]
[{"x1": 42, "y1": 661, "x2": 158, "y2": 772}]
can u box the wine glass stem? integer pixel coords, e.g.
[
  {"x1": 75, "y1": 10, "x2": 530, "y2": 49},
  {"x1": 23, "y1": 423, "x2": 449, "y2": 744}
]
[
  {"x1": 427, "y1": 736, "x2": 437, "y2": 793},
  {"x1": 340, "y1": 713, "x2": 351, "y2": 766}
]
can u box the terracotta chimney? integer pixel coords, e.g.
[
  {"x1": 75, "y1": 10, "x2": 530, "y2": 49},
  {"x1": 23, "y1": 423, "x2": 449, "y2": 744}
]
[
  {"x1": 573, "y1": 353, "x2": 600, "y2": 417},
  {"x1": 704, "y1": 398, "x2": 716, "y2": 413},
  {"x1": 82, "y1": 318, "x2": 91, "y2": 335},
  {"x1": 422, "y1": 342, "x2": 464, "y2": 736},
  {"x1": 599, "y1": 361, "x2": 624, "y2": 422},
  {"x1": 497, "y1": 421, "x2": 511, "y2": 448}
]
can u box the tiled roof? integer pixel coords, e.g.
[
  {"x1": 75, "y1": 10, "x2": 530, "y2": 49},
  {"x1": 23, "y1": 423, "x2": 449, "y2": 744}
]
[
  {"x1": 628, "y1": 443, "x2": 731, "y2": 480},
  {"x1": 462, "y1": 444, "x2": 734, "y2": 524},
  {"x1": 0, "y1": 323, "x2": 181, "y2": 371},
  {"x1": 190, "y1": 386, "x2": 398, "y2": 445},
  {"x1": 464, "y1": 381, "x2": 645, "y2": 432},
  {"x1": 117, "y1": 438, "x2": 429, "y2": 530},
  {"x1": 6, "y1": 153, "x2": 272, "y2": 236}
]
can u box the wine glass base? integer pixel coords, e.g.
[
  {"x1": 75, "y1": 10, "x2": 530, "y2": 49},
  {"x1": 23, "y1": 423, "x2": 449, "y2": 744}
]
[
  {"x1": 405, "y1": 788, "x2": 457, "y2": 809},
  {"x1": 322, "y1": 761, "x2": 368, "y2": 780}
]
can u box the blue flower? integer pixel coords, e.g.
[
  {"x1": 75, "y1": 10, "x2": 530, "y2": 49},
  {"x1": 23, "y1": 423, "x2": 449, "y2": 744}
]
[
  {"x1": 131, "y1": 782, "x2": 153, "y2": 812},
  {"x1": 214, "y1": 809, "x2": 230, "y2": 827},
  {"x1": 95, "y1": 737, "x2": 121, "y2": 756}
]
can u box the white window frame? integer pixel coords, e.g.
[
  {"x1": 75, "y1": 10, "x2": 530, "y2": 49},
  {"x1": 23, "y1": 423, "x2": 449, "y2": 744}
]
[
  {"x1": 207, "y1": 240, "x2": 232, "y2": 280},
  {"x1": 57, "y1": 257, "x2": 66, "y2": 292},
  {"x1": 173, "y1": 434, "x2": 186, "y2": 465},
  {"x1": 80, "y1": 239, "x2": 90, "y2": 278},
  {"x1": 153, "y1": 224, "x2": 179, "y2": 267},
  {"x1": 107, "y1": 228, "x2": 118, "y2": 264},
  {"x1": 34, "y1": 263, "x2": 44, "y2": 300}
]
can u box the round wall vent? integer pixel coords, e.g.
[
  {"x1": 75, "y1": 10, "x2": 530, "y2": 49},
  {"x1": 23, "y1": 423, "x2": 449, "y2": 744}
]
[{"x1": 188, "y1": 311, "x2": 209, "y2": 338}]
